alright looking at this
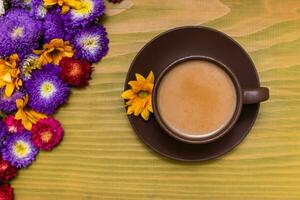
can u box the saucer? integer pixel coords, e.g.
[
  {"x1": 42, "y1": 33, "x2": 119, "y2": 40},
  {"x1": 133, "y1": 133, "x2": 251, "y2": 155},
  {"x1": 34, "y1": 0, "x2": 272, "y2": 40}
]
[{"x1": 123, "y1": 26, "x2": 260, "y2": 161}]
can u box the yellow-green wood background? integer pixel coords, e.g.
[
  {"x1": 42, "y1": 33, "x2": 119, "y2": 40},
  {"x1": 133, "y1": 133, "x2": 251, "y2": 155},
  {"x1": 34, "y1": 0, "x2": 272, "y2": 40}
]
[{"x1": 12, "y1": 0, "x2": 300, "y2": 199}]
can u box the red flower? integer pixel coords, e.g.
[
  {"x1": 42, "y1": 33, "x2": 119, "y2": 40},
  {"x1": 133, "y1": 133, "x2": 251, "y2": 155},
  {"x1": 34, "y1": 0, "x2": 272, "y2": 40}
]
[
  {"x1": 31, "y1": 118, "x2": 63, "y2": 151},
  {"x1": 0, "y1": 158, "x2": 17, "y2": 181},
  {"x1": 0, "y1": 184, "x2": 13, "y2": 200},
  {"x1": 59, "y1": 57, "x2": 92, "y2": 87},
  {"x1": 3, "y1": 115, "x2": 25, "y2": 134}
]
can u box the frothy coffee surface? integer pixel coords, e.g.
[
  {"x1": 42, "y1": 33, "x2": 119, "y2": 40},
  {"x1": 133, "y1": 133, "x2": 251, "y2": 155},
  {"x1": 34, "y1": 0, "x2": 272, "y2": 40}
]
[{"x1": 157, "y1": 60, "x2": 237, "y2": 136}]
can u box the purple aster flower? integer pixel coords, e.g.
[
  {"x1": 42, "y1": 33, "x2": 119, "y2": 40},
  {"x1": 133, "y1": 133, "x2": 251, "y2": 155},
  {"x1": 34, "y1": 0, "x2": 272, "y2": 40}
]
[
  {"x1": 30, "y1": 0, "x2": 48, "y2": 19},
  {"x1": 0, "y1": 89, "x2": 24, "y2": 114},
  {"x1": 43, "y1": 10, "x2": 65, "y2": 42},
  {"x1": 0, "y1": 9, "x2": 43, "y2": 58},
  {"x1": 72, "y1": 25, "x2": 109, "y2": 63},
  {"x1": 62, "y1": 0, "x2": 105, "y2": 28},
  {"x1": 0, "y1": 122, "x2": 8, "y2": 148},
  {"x1": 24, "y1": 64, "x2": 69, "y2": 115},
  {"x1": 1, "y1": 132, "x2": 38, "y2": 168}
]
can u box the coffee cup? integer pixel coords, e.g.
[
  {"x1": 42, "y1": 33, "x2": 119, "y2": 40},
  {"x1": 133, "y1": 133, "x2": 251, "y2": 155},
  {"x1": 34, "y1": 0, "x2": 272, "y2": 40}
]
[{"x1": 152, "y1": 56, "x2": 269, "y2": 144}]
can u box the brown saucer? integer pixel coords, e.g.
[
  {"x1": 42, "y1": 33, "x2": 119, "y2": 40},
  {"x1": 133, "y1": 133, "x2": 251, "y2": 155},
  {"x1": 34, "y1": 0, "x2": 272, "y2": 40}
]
[{"x1": 123, "y1": 26, "x2": 260, "y2": 161}]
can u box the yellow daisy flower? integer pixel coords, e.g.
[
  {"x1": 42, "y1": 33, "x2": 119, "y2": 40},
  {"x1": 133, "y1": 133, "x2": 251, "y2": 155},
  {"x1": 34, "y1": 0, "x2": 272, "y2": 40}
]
[
  {"x1": 0, "y1": 54, "x2": 23, "y2": 97},
  {"x1": 33, "y1": 38, "x2": 75, "y2": 66},
  {"x1": 15, "y1": 95, "x2": 47, "y2": 130},
  {"x1": 121, "y1": 71, "x2": 154, "y2": 121},
  {"x1": 43, "y1": 0, "x2": 82, "y2": 14}
]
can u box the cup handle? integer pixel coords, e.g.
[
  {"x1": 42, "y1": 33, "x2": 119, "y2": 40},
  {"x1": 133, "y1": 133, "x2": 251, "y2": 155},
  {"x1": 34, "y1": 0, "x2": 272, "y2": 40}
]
[{"x1": 242, "y1": 87, "x2": 269, "y2": 104}]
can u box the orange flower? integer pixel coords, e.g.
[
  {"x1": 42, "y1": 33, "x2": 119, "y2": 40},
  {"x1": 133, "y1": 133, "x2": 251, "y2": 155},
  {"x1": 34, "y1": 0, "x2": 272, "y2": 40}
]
[
  {"x1": 15, "y1": 95, "x2": 47, "y2": 131},
  {"x1": 0, "y1": 54, "x2": 22, "y2": 97},
  {"x1": 43, "y1": 0, "x2": 82, "y2": 14},
  {"x1": 34, "y1": 38, "x2": 75, "y2": 65},
  {"x1": 121, "y1": 71, "x2": 154, "y2": 121}
]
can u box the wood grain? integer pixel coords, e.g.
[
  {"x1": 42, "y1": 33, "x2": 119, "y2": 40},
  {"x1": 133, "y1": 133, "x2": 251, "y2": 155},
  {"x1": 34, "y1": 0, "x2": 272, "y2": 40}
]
[{"x1": 12, "y1": 0, "x2": 300, "y2": 199}]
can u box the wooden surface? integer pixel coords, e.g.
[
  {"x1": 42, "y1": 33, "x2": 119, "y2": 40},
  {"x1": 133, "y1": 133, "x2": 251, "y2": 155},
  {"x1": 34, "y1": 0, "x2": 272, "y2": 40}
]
[{"x1": 12, "y1": 0, "x2": 300, "y2": 199}]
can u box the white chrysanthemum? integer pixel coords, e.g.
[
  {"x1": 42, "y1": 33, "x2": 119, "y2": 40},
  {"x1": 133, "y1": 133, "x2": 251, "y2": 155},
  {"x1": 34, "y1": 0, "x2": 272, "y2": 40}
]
[
  {"x1": 0, "y1": 0, "x2": 5, "y2": 16},
  {"x1": 36, "y1": 5, "x2": 47, "y2": 19},
  {"x1": 20, "y1": 54, "x2": 41, "y2": 80}
]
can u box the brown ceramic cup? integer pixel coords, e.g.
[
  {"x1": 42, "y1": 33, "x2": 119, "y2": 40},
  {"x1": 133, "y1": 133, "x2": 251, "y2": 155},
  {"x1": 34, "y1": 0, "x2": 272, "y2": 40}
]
[{"x1": 152, "y1": 56, "x2": 269, "y2": 144}]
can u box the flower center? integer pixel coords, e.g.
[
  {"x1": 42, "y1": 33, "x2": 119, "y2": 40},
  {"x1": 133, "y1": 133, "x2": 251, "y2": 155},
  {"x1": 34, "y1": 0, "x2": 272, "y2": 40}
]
[
  {"x1": 72, "y1": 0, "x2": 94, "y2": 17},
  {"x1": 13, "y1": 141, "x2": 30, "y2": 158},
  {"x1": 24, "y1": 0, "x2": 31, "y2": 5},
  {"x1": 50, "y1": 49, "x2": 60, "y2": 57},
  {"x1": 40, "y1": 81, "x2": 56, "y2": 98},
  {"x1": 37, "y1": 5, "x2": 47, "y2": 18},
  {"x1": 0, "y1": 162, "x2": 8, "y2": 171},
  {"x1": 70, "y1": 64, "x2": 81, "y2": 76},
  {"x1": 81, "y1": 36, "x2": 100, "y2": 53},
  {"x1": 138, "y1": 91, "x2": 148, "y2": 98},
  {"x1": 41, "y1": 131, "x2": 52, "y2": 143},
  {"x1": 11, "y1": 27, "x2": 24, "y2": 39}
]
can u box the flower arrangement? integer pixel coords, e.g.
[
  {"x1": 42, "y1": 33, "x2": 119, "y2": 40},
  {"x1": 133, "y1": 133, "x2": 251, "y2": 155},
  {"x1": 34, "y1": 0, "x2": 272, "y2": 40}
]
[{"x1": 0, "y1": 0, "x2": 121, "y2": 199}]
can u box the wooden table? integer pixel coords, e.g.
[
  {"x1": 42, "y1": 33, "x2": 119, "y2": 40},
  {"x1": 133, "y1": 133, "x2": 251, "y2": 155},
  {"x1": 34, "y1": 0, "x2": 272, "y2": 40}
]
[{"x1": 13, "y1": 0, "x2": 300, "y2": 199}]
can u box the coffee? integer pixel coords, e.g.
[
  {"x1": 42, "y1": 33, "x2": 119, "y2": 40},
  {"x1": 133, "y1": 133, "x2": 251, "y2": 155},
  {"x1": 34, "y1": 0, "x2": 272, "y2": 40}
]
[{"x1": 157, "y1": 60, "x2": 237, "y2": 137}]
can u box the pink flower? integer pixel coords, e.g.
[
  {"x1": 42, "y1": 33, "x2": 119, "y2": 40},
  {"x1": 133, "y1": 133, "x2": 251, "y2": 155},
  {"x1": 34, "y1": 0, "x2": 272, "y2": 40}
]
[
  {"x1": 0, "y1": 183, "x2": 13, "y2": 200},
  {"x1": 3, "y1": 115, "x2": 25, "y2": 134},
  {"x1": 31, "y1": 118, "x2": 63, "y2": 151}
]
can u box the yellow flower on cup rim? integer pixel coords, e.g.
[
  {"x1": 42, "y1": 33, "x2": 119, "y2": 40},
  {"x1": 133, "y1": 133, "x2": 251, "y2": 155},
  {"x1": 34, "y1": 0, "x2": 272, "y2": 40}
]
[{"x1": 121, "y1": 71, "x2": 154, "y2": 121}]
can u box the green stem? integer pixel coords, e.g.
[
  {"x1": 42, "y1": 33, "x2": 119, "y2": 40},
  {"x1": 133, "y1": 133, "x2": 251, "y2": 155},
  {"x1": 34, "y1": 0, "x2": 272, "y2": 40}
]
[{"x1": 0, "y1": 111, "x2": 7, "y2": 120}]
